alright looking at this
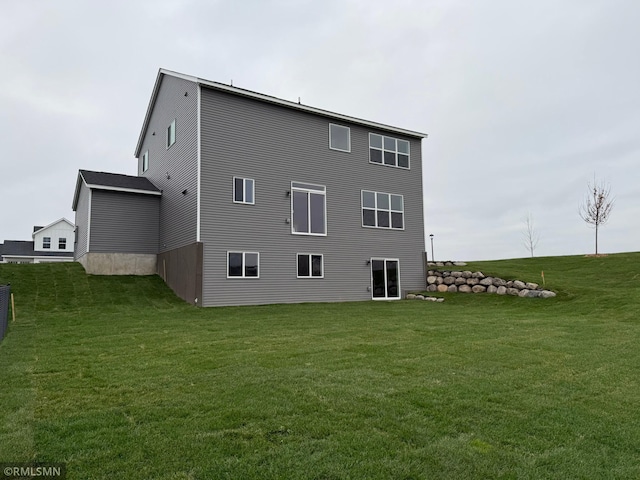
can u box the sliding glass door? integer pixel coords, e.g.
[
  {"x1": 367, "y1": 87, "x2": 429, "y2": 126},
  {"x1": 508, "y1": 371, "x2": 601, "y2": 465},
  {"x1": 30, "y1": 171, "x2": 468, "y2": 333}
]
[{"x1": 371, "y1": 258, "x2": 400, "y2": 300}]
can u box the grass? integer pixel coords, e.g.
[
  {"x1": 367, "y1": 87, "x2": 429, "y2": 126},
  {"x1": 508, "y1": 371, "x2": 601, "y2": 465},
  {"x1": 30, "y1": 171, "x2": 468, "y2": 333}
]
[{"x1": 0, "y1": 254, "x2": 639, "y2": 479}]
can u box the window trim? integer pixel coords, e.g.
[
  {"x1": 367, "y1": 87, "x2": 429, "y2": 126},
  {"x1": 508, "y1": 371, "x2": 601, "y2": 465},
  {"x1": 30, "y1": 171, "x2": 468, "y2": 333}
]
[
  {"x1": 142, "y1": 150, "x2": 149, "y2": 173},
  {"x1": 167, "y1": 119, "x2": 176, "y2": 149},
  {"x1": 368, "y1": 133, "x2": 410, "y2": 169},
  {"x1": 296, "y1": 253, "x2": 324, "y2": 279},
  {"x1": 233, "y1": 177, "x2": 255, "y2": 205},
  {"x1": 291, "y1": 181, "x2": 327, "y2": 236},
  {"x1": 361, "y1": 190, "x2": 405, "y2": 230},
  {"x1": 227, "y1": 251, "x2": 260, "y2": 279},
  {"x1": 58, "y1": 238, "x2": 67, "y2": 250},
  {"x1": 329, "y1": 123, "x2": 351, "y2": 153},
  {"x1": 370, "y1": 257, "x2": 401, "y2": 300}
]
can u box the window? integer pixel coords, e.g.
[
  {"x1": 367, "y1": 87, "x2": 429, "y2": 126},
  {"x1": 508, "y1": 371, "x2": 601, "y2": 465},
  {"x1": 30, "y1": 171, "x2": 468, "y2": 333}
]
[
  {"x1": 142, "y1": 151, "x2": 149, "y2": 173},
  {"x1": 369, "y1": 133, "x2": 410, "y2": 169},
  {"x1": 329, "y1": 124, "x2": 350, "y2": 152},
  {"x1": 43, "y1": 237, "x2": 51, "y2": 249},
  {"x1": 227, "y1": 252, "x2": 259, "y2": 278},
  {"x1": 362, "y1": 190, "x2": 404, "y2": 229},
  {"x1": 371, "y1": 258, "x2": 400, "y2": 299},
  {"x1": 233, "y1": 177, "x2": 255, "y2": 204},
  {"x1": 59, "y1": 238, "x2": 67, "y2": 250},
  {"x1": 291, "y1": 182, "x2": 326, "y2": 235},
  {"x1": 297, "y1": 254, "x2": 323, "y2": 278},
  {"x1": 167, "y1": 119, "x2": 176, "y2": 148}
]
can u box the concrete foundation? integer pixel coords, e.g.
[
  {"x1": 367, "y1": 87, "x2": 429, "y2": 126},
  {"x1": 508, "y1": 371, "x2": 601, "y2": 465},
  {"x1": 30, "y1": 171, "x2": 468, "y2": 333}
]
[{"x1": 77, "y1": 253, "x2": 157, "y2": 275}]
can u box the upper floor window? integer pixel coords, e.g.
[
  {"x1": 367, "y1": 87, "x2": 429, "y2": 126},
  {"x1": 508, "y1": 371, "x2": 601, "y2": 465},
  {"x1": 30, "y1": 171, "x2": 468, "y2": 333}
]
[
  {"x1": 142, "y1": 150, "x2": 149, "y2": 173},
  {"x1": 233, "y1": 177, "x2": 255, "y2": 205},
  {"x1": 43, "y1": 237, "x2": 51, "y2": 249},
  {"x1": 362, "y1": 190, "x2": 404, "y2": 229},
  {"x1": 369, "y1": 133, "x2": 410, "y2": 169},
  {"x1": 291, "y1": 182, "x2": 326, "y2": 236},
  {"x1": 329, "y1": 124, "x2": 350, "y2": 152},
  {"x1": 59, "y1": 238, "x2": 67, "y2": 250},
  {"x1": 227, "y1": 251, "x2": 259, "y2": 278},
  {"x1": 167, "y1": 119, "x2": 176, "y2": 148}
]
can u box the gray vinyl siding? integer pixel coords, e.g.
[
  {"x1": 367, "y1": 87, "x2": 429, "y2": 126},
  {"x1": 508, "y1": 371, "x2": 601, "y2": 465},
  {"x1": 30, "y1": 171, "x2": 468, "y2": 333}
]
[
  {"x1": 74, "y1": 182, "x2": 90, "y2": 259},
  {"x1": 199, "y1": 88, "x2": 425, "y2": 306},
  {"x1": 137, "y1": 75, "x2": 198, "y2": 252},
  {"x1": 89, "y1": 190, "x2": 159, "y2": 254}
]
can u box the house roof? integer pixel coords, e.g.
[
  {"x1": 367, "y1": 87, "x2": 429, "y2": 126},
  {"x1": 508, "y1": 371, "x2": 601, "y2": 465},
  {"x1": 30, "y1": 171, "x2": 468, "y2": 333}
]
[
  {"x1": 0, "y1": 241, "x2": 73, "y2": 258},
  {"x1": 135, "y1": 68, "x2": 429, "y2": 157},
  {"x1": 32, "y1": 218, "x2": 75, "y2": 238},
  {"x1": 72, "y1": 170, "x2": 161, "y2": 211}
]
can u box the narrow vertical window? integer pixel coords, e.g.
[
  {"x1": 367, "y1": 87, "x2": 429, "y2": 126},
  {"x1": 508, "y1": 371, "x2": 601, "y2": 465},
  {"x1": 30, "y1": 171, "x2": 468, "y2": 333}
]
[
  {"x1": 167, "y1": 119, "x2": 176, "y2": 148},
  {"x1": 233, "y1": 177, "x2": 255, "y2": 205},
  {"x1": 59, "y1": 238, "x2": 67, "y2": 250},
  {"x1": 142, "y1": 150, "x2": 149, "y2": 173},
  {"x1": 43, "y1": 237, "x2": 51, "y2": 249},
  {"x1": 329, "y1": 124, "x2": 351, "y2": 152}
]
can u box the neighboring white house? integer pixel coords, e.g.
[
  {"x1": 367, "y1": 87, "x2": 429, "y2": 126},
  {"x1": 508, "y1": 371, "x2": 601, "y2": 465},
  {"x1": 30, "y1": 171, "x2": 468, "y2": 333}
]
[{"x1": 0, "y1": 218, "x2": 75, "y2": 264}]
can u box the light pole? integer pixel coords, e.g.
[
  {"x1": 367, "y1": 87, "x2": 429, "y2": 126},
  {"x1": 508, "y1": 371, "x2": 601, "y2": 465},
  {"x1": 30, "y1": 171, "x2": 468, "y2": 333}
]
[{"x1": 429, "y1": 234, "x2": 434, "y2": 263}]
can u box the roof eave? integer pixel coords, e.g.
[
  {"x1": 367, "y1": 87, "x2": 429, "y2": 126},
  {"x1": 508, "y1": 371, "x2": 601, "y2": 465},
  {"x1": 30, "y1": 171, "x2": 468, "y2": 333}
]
[
  {"x1": 135, "y1": 69, "x2": 428, "y2": 158},
  {"x1": 71, "y1": 171, "x2": 86, "y2": 211},
  {"x1": 32, "y1": 218, "x2": 75, "y2": 238},
  {"x1": 194, "y1": 75, "x2": 429, "y2": 139},
  {"x1": 84, "y1": 184, "x2": 162, "y2": 197}
]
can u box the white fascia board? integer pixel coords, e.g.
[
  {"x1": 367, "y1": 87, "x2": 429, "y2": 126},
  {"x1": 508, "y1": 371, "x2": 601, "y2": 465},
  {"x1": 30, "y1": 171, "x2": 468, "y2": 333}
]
[
  {"x1": 72, "y1": 172, "x2": 86, "y2": 211},
  {"x1": 192, "y1": 74, "x2": 428, "y2": 139},
  {"x1": 32, "y1": 218, "x2": 75, "y2": 238},
  {"x1": 152, "y1": 68, "x2": 428, "y2": 141},
  {"x1": 85, "y1": 184, "x2": 162, "y2": 196}
]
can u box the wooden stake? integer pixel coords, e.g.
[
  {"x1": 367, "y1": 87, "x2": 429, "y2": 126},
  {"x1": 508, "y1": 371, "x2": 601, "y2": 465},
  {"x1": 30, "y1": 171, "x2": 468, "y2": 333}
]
[{"x1": 11, "y1": 293, "x2": 15, "y2": 322}]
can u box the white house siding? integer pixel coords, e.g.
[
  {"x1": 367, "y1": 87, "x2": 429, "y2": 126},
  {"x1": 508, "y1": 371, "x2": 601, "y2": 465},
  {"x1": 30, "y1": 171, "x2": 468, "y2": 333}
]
[
  {"x1": 34, "y1": 220, "x2": 75, "y2": 253},
  {"x1": 137, "y1": 75, "x2": 199, "y2": 253},
  {"x1": 199, "y1": 87, "x2": 425, "y2": 306}
]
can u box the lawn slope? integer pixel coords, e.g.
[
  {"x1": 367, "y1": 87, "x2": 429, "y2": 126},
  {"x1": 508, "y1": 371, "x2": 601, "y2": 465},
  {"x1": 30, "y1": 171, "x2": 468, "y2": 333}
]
[{"x1": 1, "y1": 255, "x2": 639, "y2": 479}]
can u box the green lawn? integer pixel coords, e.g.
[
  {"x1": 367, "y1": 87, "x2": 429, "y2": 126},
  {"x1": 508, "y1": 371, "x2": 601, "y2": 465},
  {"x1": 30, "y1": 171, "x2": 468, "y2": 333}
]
[{"x1": 0, "y1": 254, "x2": 639, "y2": 479}]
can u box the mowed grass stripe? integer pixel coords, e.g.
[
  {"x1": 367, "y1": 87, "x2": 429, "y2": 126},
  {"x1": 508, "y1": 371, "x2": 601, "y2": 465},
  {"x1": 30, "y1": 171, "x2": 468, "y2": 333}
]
[{"x1": 0, "y1": 255, "x2": 639, "y2": 479}]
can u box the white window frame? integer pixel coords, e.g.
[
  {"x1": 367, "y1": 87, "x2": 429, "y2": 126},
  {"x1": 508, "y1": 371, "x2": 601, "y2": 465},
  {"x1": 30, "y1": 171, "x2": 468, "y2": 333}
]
[
  {"x1": 227, "y1": 251, "x2": 260, "y2": 279},
  {"x1": 233, "y1": 177, "x2": 255, "y2": 205},
  {"x1": 167, "y1": 119, "x2": 176, "y2": 149},
  {"x1": 368, "y1": 133, "x2": 410, "y2": 169},
  {"x1": 142, "y1": 150, "x2": 149, "y2": 173},
  {"x1": 43, "y1": 237, "x2": 51, "y2": 249},
  {"x1": 329, "y1": 123, "x2": 351, "y2": 153},
  {"x1": 296, "y1": 253, "x2": 324, "y2": 279},
  {"x1": 291, "y1": 182, "x2": 327, "y2": 236},
  {"x1": 370, "y1": 257, "x2": 401, "y2": 300},
  {"x1": 58, "y1": 238, "x2": 67, "y2": 250},
  {"x1": 361, "y1": 190, "x2": 405, "y2": 230}
]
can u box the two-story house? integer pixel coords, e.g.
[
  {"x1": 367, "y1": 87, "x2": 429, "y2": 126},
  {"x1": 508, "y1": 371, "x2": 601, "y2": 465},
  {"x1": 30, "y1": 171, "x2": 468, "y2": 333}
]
[
  {"x1": 0, "y1": 218, "x2": 75, "y2": 264},
  {"x1": 73, "y1": 69, "x2": 427, "y2": 306}
]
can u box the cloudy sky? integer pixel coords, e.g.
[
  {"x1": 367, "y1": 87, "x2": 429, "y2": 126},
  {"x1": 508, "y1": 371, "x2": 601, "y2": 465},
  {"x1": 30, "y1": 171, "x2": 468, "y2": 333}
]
[{"x1": 2, "y1": 0, "x2": 638, "y2": 261}]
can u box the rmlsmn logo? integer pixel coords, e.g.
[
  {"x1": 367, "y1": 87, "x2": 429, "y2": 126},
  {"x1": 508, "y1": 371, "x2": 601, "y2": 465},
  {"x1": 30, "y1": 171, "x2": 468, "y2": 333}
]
[{"x1": 1, "y1": 463, "x2": 66, "y2": 479}]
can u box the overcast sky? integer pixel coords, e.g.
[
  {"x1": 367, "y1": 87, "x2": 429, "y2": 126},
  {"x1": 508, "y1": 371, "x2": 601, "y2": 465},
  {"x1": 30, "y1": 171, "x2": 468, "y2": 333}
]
[{"x1": 2, "y1": 0, "x2": 638, "y2": 261}]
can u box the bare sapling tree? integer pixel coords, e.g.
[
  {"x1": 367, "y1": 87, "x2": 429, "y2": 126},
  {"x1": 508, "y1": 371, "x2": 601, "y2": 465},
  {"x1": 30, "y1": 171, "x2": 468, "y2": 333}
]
[
  {"x1": 579, "y1": 177, "x2": 614, "y2": 255},
  {"x1": 522, "y1": 213, "x2": 540, "y2": 257}
]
